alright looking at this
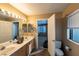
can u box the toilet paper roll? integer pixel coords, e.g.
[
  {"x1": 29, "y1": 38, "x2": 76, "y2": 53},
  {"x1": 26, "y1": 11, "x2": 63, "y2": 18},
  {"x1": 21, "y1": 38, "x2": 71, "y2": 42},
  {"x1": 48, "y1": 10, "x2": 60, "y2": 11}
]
[{"x1": 65, "y1": 45, "x2": 70, "y2": 51}]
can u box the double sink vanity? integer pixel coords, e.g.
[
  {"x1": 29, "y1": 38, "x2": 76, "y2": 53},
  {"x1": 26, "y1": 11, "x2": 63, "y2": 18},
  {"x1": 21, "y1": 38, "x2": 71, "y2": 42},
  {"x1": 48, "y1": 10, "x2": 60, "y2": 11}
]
[{"x1": 0, "y1": 34, "x2": 36, "y2": 56}]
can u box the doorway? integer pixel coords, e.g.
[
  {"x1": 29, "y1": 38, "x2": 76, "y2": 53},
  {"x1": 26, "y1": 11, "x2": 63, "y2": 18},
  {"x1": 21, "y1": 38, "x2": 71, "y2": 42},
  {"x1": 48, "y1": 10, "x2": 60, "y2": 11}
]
[
  {"x1": 12, "y1": 22, "x2": 19, "y2": 40},
  {"x1": 37, "y1": 20, "x2": 48, "y2": 48}
]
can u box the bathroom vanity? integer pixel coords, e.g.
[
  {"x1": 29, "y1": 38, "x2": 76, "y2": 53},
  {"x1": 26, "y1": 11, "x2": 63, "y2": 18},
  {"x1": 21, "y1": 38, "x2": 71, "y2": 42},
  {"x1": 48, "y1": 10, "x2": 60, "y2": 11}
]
[{"x1": 0, "y1": 36, "x2": 36, "y2": 56}]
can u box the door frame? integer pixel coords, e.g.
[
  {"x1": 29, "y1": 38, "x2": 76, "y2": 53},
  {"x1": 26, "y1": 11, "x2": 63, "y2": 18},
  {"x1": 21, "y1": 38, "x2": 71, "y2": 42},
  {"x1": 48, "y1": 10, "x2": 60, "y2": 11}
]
[{"x1": 36, "y1": 19, "x2": 48, "y2": 49}]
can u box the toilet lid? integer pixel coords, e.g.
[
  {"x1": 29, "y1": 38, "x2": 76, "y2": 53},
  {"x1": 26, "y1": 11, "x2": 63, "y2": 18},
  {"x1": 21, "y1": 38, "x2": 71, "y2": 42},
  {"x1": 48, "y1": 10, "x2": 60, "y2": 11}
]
[{"x1": 55, "y1": 48, "x2": 64, "y2": 56}]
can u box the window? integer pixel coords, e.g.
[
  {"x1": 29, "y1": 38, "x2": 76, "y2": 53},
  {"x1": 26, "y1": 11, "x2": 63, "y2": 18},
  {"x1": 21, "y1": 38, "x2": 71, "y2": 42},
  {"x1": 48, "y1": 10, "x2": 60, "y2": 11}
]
[
  {"x1": 67, "y1": 9, "x2": 79, "y2": 43},
  {"x1": 38, "y1": 26, "x2": 46, "y2": 33},
  {"x1": 38, "y1": 20, "x2": 47, "y2": 33},
  {"x1": 38, "y1": 20, "x2": 47, "y2": 25},
  {"x1": 67, "y1": 28, "x2": 79, "y2": 43}
]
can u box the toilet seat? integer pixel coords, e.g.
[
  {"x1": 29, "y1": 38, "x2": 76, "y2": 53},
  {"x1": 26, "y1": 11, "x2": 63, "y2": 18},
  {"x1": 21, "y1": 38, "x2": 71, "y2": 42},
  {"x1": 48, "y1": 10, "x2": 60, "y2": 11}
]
[{"x1": 55, "y1": 48, "x2": 64, "y2": 56}]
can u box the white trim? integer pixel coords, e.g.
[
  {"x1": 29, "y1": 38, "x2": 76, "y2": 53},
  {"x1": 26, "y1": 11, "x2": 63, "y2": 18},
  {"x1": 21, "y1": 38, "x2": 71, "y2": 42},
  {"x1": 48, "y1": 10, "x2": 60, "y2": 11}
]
[
  {"x1": 35, "y1": 20, "x2": 38, "y2": 49},
  {"x1": 37, "y1": 18, "x2": 48, "y2": 21},
  {"x1": 68, "y1": 9, "x2": 79, "y2": 18},
  {"x1": 67, "y1": 39, "x2": 79, "y2": 45}
]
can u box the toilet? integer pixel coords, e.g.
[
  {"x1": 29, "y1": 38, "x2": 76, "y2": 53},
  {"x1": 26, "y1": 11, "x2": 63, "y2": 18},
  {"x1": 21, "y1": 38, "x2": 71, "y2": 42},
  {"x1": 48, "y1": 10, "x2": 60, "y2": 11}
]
[{"x1": 55, "y1": 41, "x2": 64, "y2": 56}]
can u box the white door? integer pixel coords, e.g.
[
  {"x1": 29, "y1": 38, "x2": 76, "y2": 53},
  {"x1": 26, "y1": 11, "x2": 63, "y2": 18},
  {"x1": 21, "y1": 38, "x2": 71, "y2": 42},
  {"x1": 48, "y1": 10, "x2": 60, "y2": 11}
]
[{"x1": 48, "y1": 14, "x2": 55, "y2": 56}]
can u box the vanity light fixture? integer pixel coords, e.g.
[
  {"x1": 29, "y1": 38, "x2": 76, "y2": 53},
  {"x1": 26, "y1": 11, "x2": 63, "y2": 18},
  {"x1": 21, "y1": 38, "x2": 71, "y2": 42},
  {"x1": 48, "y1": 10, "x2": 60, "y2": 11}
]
[
  {"x1": 7, "y1": 11, "x2": 11, "y2": 16},
  {"x1": 15, "y1": 15, "x2": 17, "y2": 18},
  {"x1": 19, "y1": 16, "x2": 21, "y2": 19},
  {"x1": 11, "y1": 13, "x2": 15, "y2": 18},
  {"x1": 17, "y1": 16, "x2": 19, "y2": 19},
  {"x1": 0, "y1": 9, "x2": 3, "y2": 14},
  {"x1": 0, "y1": 8, "x2": 25, "y2": 19},
  {"x1": 1, "y1": 9, "x2": 6, "y2": 15}
]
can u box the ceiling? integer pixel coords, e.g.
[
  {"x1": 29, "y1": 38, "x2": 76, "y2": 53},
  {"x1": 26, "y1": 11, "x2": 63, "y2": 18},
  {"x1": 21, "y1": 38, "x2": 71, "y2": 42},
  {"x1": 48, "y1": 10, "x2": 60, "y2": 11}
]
[{"x1": 10, "y1": 3, "x2": 69, "y2": 16}]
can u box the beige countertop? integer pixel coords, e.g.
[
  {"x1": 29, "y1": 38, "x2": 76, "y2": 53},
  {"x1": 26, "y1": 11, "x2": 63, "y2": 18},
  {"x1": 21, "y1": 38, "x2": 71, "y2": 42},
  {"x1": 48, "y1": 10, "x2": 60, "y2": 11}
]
[{"x1": 0, "y1": 36, "x2": 35, "y2": 56}]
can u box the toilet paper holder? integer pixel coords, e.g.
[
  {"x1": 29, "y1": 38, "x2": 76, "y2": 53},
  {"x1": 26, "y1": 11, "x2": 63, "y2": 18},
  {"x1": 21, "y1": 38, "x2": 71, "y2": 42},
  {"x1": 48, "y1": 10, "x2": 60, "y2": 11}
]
[{"x1": 64, "y1": 45, "x2": 71, "y2": 51}]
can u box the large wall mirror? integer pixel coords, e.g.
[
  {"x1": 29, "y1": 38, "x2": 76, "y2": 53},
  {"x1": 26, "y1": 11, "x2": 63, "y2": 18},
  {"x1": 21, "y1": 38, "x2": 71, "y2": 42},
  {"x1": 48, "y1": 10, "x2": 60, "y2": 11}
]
[
  {"x1": 0, "y1": 15, "x2": 20, "y2": 44},
  {"x1": 22, "y1": 23, "x2": 36, "y2": 32},
  {"x1": 0, "y1": 20, "x2": 12, "y2": 43}
]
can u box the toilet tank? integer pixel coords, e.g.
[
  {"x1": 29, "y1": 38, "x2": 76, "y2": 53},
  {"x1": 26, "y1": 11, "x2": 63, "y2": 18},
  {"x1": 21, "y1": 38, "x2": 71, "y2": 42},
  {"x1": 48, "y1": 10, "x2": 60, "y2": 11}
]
[{"x1": 55, "y1": 41, "x2": 61, "y2": 48}]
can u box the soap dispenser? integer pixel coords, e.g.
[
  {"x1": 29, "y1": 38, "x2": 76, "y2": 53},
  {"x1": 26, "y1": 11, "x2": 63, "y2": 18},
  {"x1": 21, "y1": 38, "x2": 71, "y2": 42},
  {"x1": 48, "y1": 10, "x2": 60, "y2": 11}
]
[{"x1": 13, "y1": 36, "x2": 18, "y2": 43}]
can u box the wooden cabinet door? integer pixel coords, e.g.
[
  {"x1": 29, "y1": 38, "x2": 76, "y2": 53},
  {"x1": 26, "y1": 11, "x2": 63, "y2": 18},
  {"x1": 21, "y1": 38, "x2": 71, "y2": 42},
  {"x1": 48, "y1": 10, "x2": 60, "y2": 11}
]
[
  {"x1": 11, "y1": 39, "x2": 36, "y2": 56},
  {"x1": 11, "y1": 45, "x2": 28, "y2": 56},
  {"x1": 31, "y1": 38, "x2": 36, "y2": 49}
]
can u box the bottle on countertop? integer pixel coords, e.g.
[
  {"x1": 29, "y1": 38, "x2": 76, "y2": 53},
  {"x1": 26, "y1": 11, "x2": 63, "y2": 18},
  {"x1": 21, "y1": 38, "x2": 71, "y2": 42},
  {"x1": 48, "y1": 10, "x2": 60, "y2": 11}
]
[{"x1": 13, "y1": 36, "x2": 18, "y2": 43}]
